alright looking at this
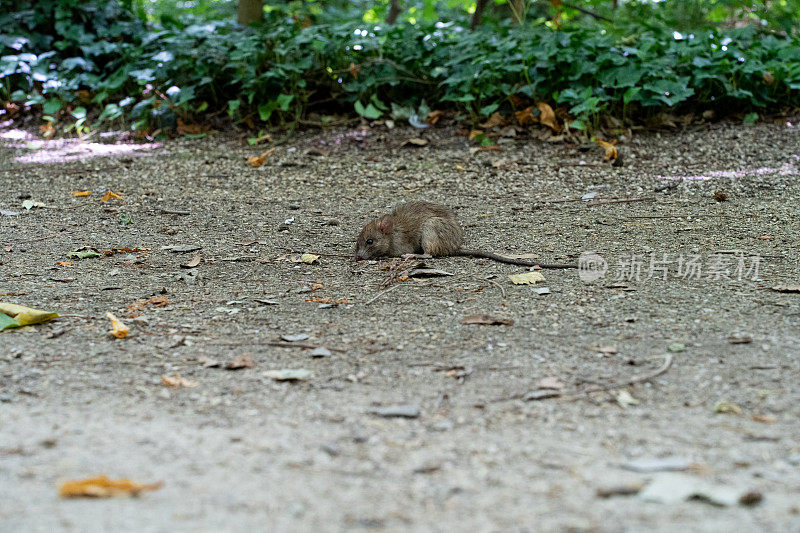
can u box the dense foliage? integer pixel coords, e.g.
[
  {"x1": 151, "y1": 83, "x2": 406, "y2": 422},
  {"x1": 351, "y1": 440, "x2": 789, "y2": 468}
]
[{"x1": 1, "y1": 0, "x2": 799, "y2": 135}]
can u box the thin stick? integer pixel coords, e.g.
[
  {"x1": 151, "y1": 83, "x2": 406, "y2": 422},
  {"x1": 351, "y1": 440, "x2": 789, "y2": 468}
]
[
  {"x1": 15, "y1": 233, "x2": 58, "y2": 244},
  {"x1": 485, "y1": 278, "x2": 506, "y2": 298},
  {"x1": 365, "y1": 283, "x2": 401, "y2": 305},
  {"x1": 266, "y1": 342, "x2": 346, "y2": 353},
  {"x1": 587, "y1": 197, "x2": 655, "y2": 207},
  {"x1": 492, "y1": 353, "x2": 673, "y2": 402}
]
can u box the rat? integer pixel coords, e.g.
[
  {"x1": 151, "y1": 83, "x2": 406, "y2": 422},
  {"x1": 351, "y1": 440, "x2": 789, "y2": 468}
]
[{"x1": 355, "y1": 202, "x2": 577, "y2": 269}]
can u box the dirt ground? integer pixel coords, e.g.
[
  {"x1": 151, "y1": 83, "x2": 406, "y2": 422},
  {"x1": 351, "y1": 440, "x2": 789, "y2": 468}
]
[{"x1": 1, "y1": 119, "x2": 799, "y2": 532}]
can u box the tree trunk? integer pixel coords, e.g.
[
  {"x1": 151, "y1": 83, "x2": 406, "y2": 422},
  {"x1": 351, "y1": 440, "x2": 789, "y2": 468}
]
[
  {"x1": 238, "y1": 0, "x2": 263, "y2": 25},
  {"x1": 386, "y1": 0, "x2": 402, "y2": 25},
  {"x1": 471, "y1": 0, "x2": 488, "y2": 30}
]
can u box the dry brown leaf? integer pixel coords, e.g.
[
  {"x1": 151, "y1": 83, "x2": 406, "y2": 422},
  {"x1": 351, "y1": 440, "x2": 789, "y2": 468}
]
[
  {"x1": 596, "y1": 139, "x2": 618, "y2": 160},
  {"x1": 751, "y1": 414, "x2": 777, "y2": 424},
  {"x1": 762, "y1": 72, "x2": 775, "y2": 85},
  {"x1": 101, "y1": 190, "x2": 123, "y2": 202},
  {"x1": 347, "y1": 62, "x2": 361, "y2": 79},
  {"x1": 226, "y1": 354, "x2": 254, "y2": 370},
  {"x1": 426, "y1": 110, "x2": 445, "y2": 125},
  {"x1": 247, "y1": 147, "x2": 276, "y2": 167},
  {"x1": 56, "y1": 261, "x2": 73, "y2": 267},
  {"x1": 478, "y1": 145, "x2": 502, "y2": 152},
  {"x1": 401, "y1": 138, "x2": 428, "y2": 147},
  {"x1": 176, "y1": 118, "x2": 210, "y2": 135},
  {"x1": 106, "y1": 312, "x2": 129, "y2": 339},
  {"x1": 479, "y1": 112, "x2": 508, "y2": 129},
  {"x1": 461, "y1": 313, "x2": 514, "y2": 326},
  {"x1": 772, "y1": 285, "x2": 800, "y2": 293},
  {"x1": 536, "y1": 102, "x2": 560, "y2": 132},
  {"x1": 181, "y1": 254, "x2": 201, "y2": 268},
  {"x1": 40, "y1": 122, "x2": 55, "y2": 139},
  {"x1": 161, "y1": 374, "x2": 199, "y2": 388},
  {"x1": 59, "y1": 475, "x2": 163, "y2": 498},
  {"x1": 468, "y1": 129, "x2": 483, "y2": 141},
  {"x1": 535, "y1": 377, "x2": 564, "y2": 390},
  {"x1": 71, "y1": 191, "x2": 92, "y2": 197}
]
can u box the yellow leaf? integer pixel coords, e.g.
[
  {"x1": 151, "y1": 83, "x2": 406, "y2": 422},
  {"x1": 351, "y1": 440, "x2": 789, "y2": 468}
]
[
  {"x1": 247, "y1": 147, "x2": 276, "y2": 168},
  {"x1": 59, "y1": 475, "x2": 163, "y2": 498},
  {"x1": 536, "y1": 102, "x2": 560, "y2": 132},
  {"x1": 596, "y1": 138, "x2": 618, "y2": 160},
  {"x1": 106, "y1": 312, "x2": 129, "y2": 339},
  {"x1": 71, "y1": 191, "x2": 92, "y2": 197},
  {"x1": 508, "y1": 271, "x2": 546, "y2": 285},
  {"x1": 0, "y1": 302, "x2": 59, "y2": 326},
  {"x1": 300, "y1": 253, "x2": 320, "y2": 264},
  {"x1": 468, "y1": 129, "x2": 483, "y2": 141},
  {"x1": 101, "y1": 190, "x2": 123, "y2": 202},
  {"x1": 161, "y1": 374, "x2": 199, "y2": 388},
  {"x1": 714, "y1": 402, "x2": 742, "y2": 415}
]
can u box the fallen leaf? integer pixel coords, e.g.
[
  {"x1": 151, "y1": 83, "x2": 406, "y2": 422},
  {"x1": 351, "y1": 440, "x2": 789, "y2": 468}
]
[
  {"x1": 22, "y1": 199, "x2": 48, "y2": 210},
  {"x1": 71, "y1": 191, "x2": 92, "y2": 197},
  {"x1": 168, "y1": 245, "x2": 202, "y2": 254},
  {"x1": 534, "y1": 377, "x2": 564, "y2": 390},
  {"x1": 300, "y1": 253, "x2": 320, "y2": 264},
  {"x1": 401, "y1": 137, "x2": 428, "y2": 147},
  {"x1": 197, "y1": 356, "x2": 220, "y2": 368},
  {"x1": 0, "y1": 302, "x2": 59, "y2": 330},
  {"x1": 247, "y1": 147, "x2": 276, "y2": 167},
  {"x1": 598, "y1": 345, "x2": 618, "y2": 355},
  {"x1": 714, "y1": 402, "x2": 742, "y2": 415},
  {"x1": 614, "y1": 389, "x2": 639, "y2": 407},
  {"x1": 369, "y1": 405, "x2": 420, "y2": 418},
  {"x1": 426, "y1": 110, "x2": 445, "y2": 125},
  {"x1": 479, "y1": 112, "x2": 508, "y2": 129},
  {"x1": 536, "y1": 102, "x2": 560, "y2": 132},
  {"x1": 478, "y1": 145, "x2": 502, "y2": 152},
  {"x1": 181, "y1": 254, "x2": 201, "y2": 268},
  {"x1": 461, "y1": 313, "x2": 514, "y2": 326},
  {"x1": 771, "y1": 285, "x2": 800, "y2": 293},
  {"x1": 751, "y1": 414, "x2": 777, "y2": 424},
  {"x1": 621, "y1": 457, "x2": 691, "y2": 473},
  {"x1": 56, "y1": 261, "x2": 73, "y2": 267},
  {"x1": 101, "y1": 190, "x2": 123, "y2": 202},
  {"x1": 106, "y1": 312, "x2": 129, "y2": 339},
  {"x1": 161, "y1": 374, "x2": 198, "y2": 388},
  {"x1": 667, "y1": 342, "x2": 686, "y2": 352},
  {"x1": 468, "y1": 129, "x2": 483, "y2": 141},
  {"x1": 409, "y1": 268, "x2": 454, "y2": 278},
  {"x1": 176, "y1": 118, "x2": 210, "y2": 135},
  {"x1": 67, "y1": 247, "x2": 101, "y2": 259},
  {"x1": 728, "y1": 334, "x2": 753, "y2": 344},
  {"x1": 310, "y1": 347, "x2": 332, "y2": 358},
  {"x1": 638, "y1": 472, "x2": 753, "y2": 507},
  {"x1": 596, "y1": 139, "x2": 618, "y2": 160},
  {"x1": 225, "y1": 354, "x2": 254, "y2": 370},
  {"x1": 263, "y1": 368, "x2": 312, "y2": 381},
  {"x1": 58, "y1": 475, "x2": 162, "y2": 498},
  {"x1": 281, "y1": 333, "x2": 310, "y2": 342},
  {"x1": 508, "y1": 271, "x2": 546, "y2": 285},
  {"x1": 515, "y1": 106, "x2": 538, "y2": 127}
]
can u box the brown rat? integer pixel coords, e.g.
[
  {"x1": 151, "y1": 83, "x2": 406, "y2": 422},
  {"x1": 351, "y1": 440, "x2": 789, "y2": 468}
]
[{"x1": 355, "y1": 202, "x2": 576, "y2": 269}]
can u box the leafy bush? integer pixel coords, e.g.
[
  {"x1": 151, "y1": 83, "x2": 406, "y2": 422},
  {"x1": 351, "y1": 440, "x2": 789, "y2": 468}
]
[{"x1": 1, "y1": 0, "x2": 799, "y2": 136}]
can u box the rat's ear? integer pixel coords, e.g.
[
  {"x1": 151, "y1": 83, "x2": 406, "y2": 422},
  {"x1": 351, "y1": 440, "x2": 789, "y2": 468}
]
[{"x1": 377, "y1": 215, "x2": 393, "y2": 234}]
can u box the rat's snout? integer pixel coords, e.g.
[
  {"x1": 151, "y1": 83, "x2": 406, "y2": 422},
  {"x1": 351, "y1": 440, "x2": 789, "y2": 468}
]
[{"x1": 355, "y1": 248, "x2": 366, "y2": 261}]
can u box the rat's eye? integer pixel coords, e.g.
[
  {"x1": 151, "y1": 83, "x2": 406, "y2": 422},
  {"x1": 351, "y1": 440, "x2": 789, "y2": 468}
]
[{"x1": 366, "y1": 239, "x2": 374, "y2": 245}]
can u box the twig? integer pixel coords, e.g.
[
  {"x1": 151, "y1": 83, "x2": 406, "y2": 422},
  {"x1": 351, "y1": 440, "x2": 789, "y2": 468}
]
[
  {"x1": 587, "y1": 196, "x2": 655, "y2": 207},
  {"x1": 562, "y1": 2, "x2": 613, "y2": 22},
  {"x1": 160, "y1": 209, "x2": 191, "y2": 216},
  {"x1": 484, "y1": 277, "x2": 506, "y2": 298},
  {"x1": 492, "y1": 353, "x2": 673, "y2": 402},
  {"x1": 266, "y1": 342, "x2": 346, "y2": 353},
  {"x1": 365, "y1": 283, "x2": 401, "y2": 305}
]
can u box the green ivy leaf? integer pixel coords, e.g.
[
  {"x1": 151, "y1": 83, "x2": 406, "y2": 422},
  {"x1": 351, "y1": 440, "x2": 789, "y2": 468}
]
[{"x1": 355, "y1": 101, "x2": 382, "y2": 119}]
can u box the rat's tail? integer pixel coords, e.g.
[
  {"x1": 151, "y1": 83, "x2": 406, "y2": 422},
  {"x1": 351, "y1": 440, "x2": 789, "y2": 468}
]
[{"x1": 456, "y1": 249, "x2": 577, "y2": 269}]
